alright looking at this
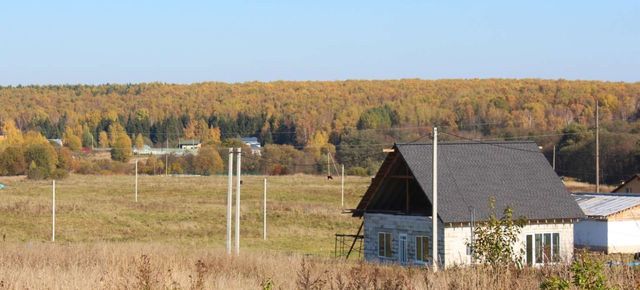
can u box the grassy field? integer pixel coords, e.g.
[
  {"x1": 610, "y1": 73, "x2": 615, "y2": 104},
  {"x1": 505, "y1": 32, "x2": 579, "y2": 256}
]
[
  {"x1": 0, "y1": 174, "x2": 637, "y2": 289},
  {"x1": 0, "y1": 174, "x2": 367, "y2": 255}
]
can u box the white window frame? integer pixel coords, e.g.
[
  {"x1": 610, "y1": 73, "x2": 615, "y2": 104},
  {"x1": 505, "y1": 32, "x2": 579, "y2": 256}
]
[{"x1": 526, "y1": 232, "x2": 560, "y2": 265}]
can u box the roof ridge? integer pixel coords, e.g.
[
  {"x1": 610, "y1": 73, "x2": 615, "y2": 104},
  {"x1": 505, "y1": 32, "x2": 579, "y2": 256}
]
[
  {"x1": 573, "y1": 192, "x2": 640, "y2": 198},
  {"x1": 395, "y1": 140, "x2": 537, "y2": 145}
]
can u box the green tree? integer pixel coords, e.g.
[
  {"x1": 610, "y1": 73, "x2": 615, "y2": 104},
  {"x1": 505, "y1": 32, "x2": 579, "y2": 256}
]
[
  {"x1": 81, "y1": 126, "x2": 94, "y2": 148},
  {"x1": 467, "y1": 197, "x2": 525, "y2": 268},
  {"x1": 24, "y1": 142, "x2": 58, "y2": 179},
  {"x1": 356, "y1": 105, "x2": 400, "y2": 130},
  {"x1": 111, "y1": 132, "x2": 133, "y2": 162}
]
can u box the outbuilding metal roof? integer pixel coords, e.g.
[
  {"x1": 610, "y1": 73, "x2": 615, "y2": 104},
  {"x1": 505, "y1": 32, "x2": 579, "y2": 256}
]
[{"x1": 573, "y1": 193, "x2": 640, "y2": 217}]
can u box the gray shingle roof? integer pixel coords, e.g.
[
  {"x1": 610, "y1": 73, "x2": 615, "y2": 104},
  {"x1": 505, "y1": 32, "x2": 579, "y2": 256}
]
[
  {"x1": 573, "y1": 193, "x2": 640, "y2": 217},
  {"x1": 384, "y1": 141, "x2": 584, "y2": 223}
]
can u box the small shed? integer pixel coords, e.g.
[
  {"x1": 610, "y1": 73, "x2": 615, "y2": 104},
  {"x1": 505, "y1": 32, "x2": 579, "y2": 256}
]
[{"x1": 573, "y1": 193, "x2": 640, "y2": 253}]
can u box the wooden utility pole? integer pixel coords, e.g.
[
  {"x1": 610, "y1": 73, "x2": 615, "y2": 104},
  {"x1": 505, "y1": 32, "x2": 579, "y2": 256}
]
[
  {"x1": 263, "y1": 177, "x2": 267, "y2": 240},
  {"x1": 235, "y1": 148, "x2": 242, "y2": 255},
  {"x1": 552, "y1": 145, "x2": 556, "y2": 171},
  {"x1": 432, "y1": 127, "x2": 438, "y2": 271},
  {"x1": 596, "y1": 100, "x2": 600, "y2": 193},
  {"x1": 227, "y1": 148, "x2": 233, "y2": 254},
  {"x1": 52, "y1": 180, "x2": 56, "y2": 242},
  {"x1": 341, "y1": 164, "x2": 345, "y2": 208}
]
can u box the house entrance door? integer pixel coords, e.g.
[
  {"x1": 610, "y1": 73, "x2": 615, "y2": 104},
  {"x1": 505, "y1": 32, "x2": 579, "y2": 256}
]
[{"x1": 399, "y1": 233, "x2": 408, "y2": 264}]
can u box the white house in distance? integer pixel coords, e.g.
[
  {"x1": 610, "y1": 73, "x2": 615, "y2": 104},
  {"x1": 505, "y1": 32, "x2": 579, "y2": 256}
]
[
  {"x1": 350, "y1": 141, "x2": 585, "y2": 267},
  {"x1": 178, "y1": 139, "x2": 201, "y2": 150},
  {"x1": 573, "y1": 193, "x2": 640, "y2": 253},
  {"x1": 241, "y1": 137, "x2": 262, "y2": 155}
]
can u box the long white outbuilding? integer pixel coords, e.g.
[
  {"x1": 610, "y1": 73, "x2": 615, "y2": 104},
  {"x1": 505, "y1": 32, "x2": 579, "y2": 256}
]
[{"x1": 573, "y1": 193, "x2": 640, "y2": 254}]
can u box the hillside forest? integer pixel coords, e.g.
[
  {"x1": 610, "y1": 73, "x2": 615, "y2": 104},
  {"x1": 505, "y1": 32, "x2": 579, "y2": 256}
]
[{"x1": 1, "y1": 79, "x2": 640, "y2": 185}]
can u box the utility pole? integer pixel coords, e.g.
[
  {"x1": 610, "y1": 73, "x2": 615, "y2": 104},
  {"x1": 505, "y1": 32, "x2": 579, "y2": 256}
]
[
  {"x1": 596, "y1": 100, "x2": 600, "y2": 193},
  {"x1": 263, "y1": 177, "x2": 267, "y2": 240},
  {"x1": 235, "y1": 148, "x2": 242, "y2": 255},
  {"x1": 432, "y1": 127, "x2": 438, "y2": 271},
  {"x1": 327, "y1": 153, "x2": 331, "y2": 177},
  {"x1": 52, "y1": 180, "x2": 56, "y2": 242},
  {"x1": 165, "y1": 138, "x2": 169, "y2": 176},
  {"x1": 227, "y1": 148, "x2": 233, "y2": 255},
  {"x1": 135, "y1": 159, "x2": 138, "y2": 202},
  {"x1": 552, "y1": 145, "x2": 556, "y2": 171},
  {"x1": 341, "y1": 164, "x2": 345, "y2": 208}
]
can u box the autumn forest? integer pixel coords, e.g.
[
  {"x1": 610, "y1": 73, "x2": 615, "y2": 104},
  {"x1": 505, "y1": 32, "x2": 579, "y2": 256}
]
[{"x1": 1, "y1": 79, "x2": 640, "y2": 185}]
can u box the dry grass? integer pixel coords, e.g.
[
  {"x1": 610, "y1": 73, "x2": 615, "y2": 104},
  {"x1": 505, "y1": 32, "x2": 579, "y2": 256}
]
[
  {"x1": 0, "y1": 174, "x2": 637, "y2": 289},
  {"x1": 0, "y1": 174, "x2": 366, "y2": 255},
  {"x1": 563, "y1": 179, "x2": 615, "y2": 193},
  {"x1": 0, "y1": 243, "x2": 637, "y2": 289}
]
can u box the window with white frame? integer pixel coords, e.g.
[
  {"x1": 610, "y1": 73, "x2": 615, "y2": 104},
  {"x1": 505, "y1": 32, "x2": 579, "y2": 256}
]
[
  {"x1": 378, "y1": 232, "x2": 392, "y2": 258},
  {"x1": 526, "y1": 233, "x2": 560, "y2": 265},
  {"x1": 415, "y1": 236, "x2": 430, "y2": 262}
]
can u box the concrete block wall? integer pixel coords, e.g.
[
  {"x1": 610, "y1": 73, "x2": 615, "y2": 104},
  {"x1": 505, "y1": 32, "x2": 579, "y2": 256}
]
[
  {"x1": 445, "y1": 222, "x2": 575, "y2": 266},
  {"x1": 363, "y1": 213, "x2": 444, "y2": 266}
]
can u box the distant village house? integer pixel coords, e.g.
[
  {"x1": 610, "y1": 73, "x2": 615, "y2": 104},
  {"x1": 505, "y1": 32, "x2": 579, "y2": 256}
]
[
  {"x1": 178, "y1": 139, "x2": 201, "y2": 150},
  {"x1": 611, "y1": 174, "x2": 640, "y2": 194},
  {"x1": 241, "y1": 137, "x2": 262, "y2": 155},
  {"x1": 351, "y1": 141, "x2": 584, "y2": 267}
]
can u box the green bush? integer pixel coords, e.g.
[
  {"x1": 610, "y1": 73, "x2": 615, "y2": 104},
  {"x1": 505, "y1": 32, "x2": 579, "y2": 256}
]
[
  {"x1": 346, "y1": 166, "x2": 369, "y2": 176},
  {"x1": 540, "y1": 276, "x2": 570, "y2": 290}
]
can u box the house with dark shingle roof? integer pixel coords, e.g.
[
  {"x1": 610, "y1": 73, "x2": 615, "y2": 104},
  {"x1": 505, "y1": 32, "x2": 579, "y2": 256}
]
[{"x1": 351, "y1": 141, "x2": 584, "y2": 267}]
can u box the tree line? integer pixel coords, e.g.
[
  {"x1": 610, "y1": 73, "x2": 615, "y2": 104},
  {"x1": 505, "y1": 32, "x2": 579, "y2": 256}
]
[{"x1": 1, "y1": 79, "x2": 640, "y2": 184}]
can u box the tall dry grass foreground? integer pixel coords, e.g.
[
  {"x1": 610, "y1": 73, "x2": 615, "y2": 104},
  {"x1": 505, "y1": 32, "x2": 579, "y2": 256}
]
[{"x1": 0, "y1": 243, "x2": 638, "y2": 290}]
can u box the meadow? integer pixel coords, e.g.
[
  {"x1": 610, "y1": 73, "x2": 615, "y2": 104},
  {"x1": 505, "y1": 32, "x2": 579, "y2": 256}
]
[
  {"x1": 0, "y1": 174, "x2": 636, "y2": 289},
  {"x1": 0, "y1": 174, "x2": 366, "y2": 254}
]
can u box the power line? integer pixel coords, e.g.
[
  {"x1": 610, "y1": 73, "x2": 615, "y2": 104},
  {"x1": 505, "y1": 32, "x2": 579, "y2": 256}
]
[{"x1": 437, "y1": 131, "x2": 543, "y2": 154}]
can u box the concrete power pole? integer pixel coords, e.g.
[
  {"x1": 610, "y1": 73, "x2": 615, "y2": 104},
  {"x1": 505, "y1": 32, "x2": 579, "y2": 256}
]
[
  {"x1": 227, "y1": 148, "x2": 233, "y2": 255},
  {"x1": 235, "y1": 148, "x2": 242, "y2": 255},
  {"x1": 135, "y1": 159, "x2": 138, "y2": 202},
  {"x1": 596, "y1": 100, "x2": 600, "y2": 193},
  {"x1": 432, "y1": 127, "x2": 438, "y2": 271}
]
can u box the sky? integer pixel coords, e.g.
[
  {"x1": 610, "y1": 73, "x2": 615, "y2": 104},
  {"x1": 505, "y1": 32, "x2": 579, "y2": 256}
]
[{"x1": 0, "y1": 1, "x2": 638, "y2": 85}]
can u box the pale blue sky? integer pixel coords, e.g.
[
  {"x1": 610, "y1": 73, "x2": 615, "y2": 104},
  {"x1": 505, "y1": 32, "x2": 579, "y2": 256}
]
[{"x1": 0, "y1": 1, "x2": 638, "y2": 85}]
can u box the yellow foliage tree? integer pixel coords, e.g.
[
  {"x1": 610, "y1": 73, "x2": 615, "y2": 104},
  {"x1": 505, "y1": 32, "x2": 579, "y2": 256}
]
[
  {"x1": 0, "y1": 120, "x2": 24, "y2": 148},
  {"x1": 135, "y1": 133, "x2": 145, "y2": 150},
  {"x1": 98, "y1": 131, "x2": 109, "y2": 148},
  {"x1": 63, "y1": 127, "x2": 82, "y2": 151}
]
